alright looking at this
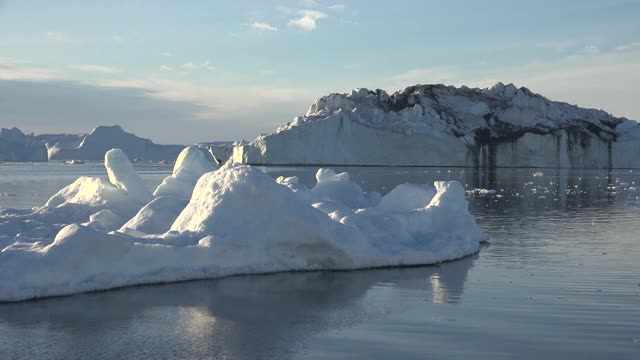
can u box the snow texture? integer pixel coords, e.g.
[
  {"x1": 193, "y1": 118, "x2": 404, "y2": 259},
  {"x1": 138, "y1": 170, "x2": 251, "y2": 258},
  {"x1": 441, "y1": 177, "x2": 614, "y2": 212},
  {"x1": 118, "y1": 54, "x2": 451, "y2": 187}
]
[
  {"x1": 0, "y1": 149, "x2": 485, "y2": 301},
  {"x1": 0, "y1": 127, "x2": 48, "y2": 162},
  {"x1": 233, "y1": 83, "x2": 640, "y2": 168}
]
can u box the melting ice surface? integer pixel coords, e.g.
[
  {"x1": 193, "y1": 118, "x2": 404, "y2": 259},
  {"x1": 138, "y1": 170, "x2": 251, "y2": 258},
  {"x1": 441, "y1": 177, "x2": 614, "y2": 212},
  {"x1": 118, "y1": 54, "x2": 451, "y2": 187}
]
[{"x1": 0, "y1": 148, "x2": 486, "y2": 301}]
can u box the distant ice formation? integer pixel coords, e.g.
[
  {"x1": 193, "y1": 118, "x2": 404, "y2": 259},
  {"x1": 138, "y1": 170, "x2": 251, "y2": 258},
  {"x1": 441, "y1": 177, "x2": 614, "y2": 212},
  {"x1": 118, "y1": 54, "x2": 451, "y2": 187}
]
[
  {"x1": 43, "y1": 125, "x2": 185, "y2": 161},
  {"x1": 233, "y1": 83, "x2": 640, "y2": 168},
  {"x1": 0, "y1": 127, "x2": 48, "y2": 162},
  {"x1": 0, "y1": 148, "x2": 486, "y2": 301}
]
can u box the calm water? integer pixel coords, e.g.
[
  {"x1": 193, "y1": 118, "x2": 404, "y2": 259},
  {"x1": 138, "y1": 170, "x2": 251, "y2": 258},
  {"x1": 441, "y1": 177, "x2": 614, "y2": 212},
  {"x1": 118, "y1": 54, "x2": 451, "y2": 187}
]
[{"x1": 0, "y1": 163, "x2": 639, "y2": 359}]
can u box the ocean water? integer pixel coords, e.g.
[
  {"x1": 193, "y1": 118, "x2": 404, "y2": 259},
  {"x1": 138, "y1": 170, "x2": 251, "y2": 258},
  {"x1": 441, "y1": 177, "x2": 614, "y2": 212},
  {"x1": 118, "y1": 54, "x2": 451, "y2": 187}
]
[{"x1": 0, "y1": 163, "x2": 639, "y2": 359}]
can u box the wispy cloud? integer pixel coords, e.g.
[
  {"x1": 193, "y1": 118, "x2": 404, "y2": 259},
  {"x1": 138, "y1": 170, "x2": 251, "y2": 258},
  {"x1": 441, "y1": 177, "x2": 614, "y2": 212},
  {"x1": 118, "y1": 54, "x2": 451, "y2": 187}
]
[
  {"x1": 181, "y1": 60, "x2": 215, "y2": 71},
  {"x1": 616, "y1": 42, "x2": 640, "y2": 51},
  {"x1": 71, "y1": 64, "x2": 122, "y2": 74},
  {"x1": 328, "y1": 4, "x2": 345, "y2": 11},
  {"x1": 0, "y1": 58, "x2": 62, "y2": 80},
  {"x1": 111, "y1": 35, "x2": 124, "y2": 43},
  {"x1": 583, "y1": 45, "x2": 600, "y2": 54},
  {"x1": 249, "y1": 22, "x2": 278, "y2": 32},
  {"x1": 288, "y1": 10, "x2": 327, "y2": 31},
  {"x1": 300, "y1": 0, "x2": 320, "y2": 7},
  {"x1": 159, "y1": 65, "x2": 172, "y2": 71},
  {"x1": 45, "y1": 31, "x2": 66, "y2": 42}
]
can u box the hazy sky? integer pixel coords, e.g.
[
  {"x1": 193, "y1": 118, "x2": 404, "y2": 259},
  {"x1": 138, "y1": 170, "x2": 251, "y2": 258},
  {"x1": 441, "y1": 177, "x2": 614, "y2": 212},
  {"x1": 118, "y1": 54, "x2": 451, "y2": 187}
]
[{"x1": 1, "y1": 0, "x2": 639, "y2": 144}]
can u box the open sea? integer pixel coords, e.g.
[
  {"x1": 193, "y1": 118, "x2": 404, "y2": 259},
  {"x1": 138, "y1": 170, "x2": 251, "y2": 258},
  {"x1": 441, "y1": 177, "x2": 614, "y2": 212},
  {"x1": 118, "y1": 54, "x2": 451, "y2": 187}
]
[{"x1": 1, "y1": 162, "x2": 639, "y2": 359}]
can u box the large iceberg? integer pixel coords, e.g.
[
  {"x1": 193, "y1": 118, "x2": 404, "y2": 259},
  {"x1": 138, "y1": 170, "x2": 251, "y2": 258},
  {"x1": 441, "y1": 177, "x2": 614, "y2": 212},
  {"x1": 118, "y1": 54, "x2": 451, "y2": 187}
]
[
  {"x1": 233, "y1": 83, "x2": 640, "y2": 168},
  {"x1": 0, "y1": 127, "x2": 48, "y2": 162},
  {"x1": 0, "y1": 148, "x2": 486, "y2": 301},
  {"x1": 44, "y1": 125, "x2": 185, "y2": 161}
]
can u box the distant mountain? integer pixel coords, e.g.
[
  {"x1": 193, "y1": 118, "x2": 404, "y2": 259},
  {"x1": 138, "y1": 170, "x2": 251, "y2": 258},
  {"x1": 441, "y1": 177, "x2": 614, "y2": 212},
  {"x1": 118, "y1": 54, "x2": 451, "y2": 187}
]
[
  {"x1": 44, "y1": 125, "x2": 185, "y2": 161},
  {"x1": 0, "y1": 127, "x2": 48, "y2": 162}
]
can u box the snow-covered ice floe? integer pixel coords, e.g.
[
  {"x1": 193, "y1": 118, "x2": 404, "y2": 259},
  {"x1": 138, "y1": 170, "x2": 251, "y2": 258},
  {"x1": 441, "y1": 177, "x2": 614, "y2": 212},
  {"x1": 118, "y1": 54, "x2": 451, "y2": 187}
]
[{"x1": 0, "y1": 147, "x2": 486, "y2": 302}]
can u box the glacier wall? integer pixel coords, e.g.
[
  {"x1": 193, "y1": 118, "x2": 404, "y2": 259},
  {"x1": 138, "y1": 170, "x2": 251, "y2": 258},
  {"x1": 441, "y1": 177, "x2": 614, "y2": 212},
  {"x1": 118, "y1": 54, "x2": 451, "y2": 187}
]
[{"x1": 234, "y1": 83, "x2": 640, "y2": 168}]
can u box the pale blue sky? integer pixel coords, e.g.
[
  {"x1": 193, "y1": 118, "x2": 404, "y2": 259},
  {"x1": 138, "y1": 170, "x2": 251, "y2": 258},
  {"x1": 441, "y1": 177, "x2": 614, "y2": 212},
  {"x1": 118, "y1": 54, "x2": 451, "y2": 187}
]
[{"x1": 1, "y1": 0, "x2": 639, "y2": 143}]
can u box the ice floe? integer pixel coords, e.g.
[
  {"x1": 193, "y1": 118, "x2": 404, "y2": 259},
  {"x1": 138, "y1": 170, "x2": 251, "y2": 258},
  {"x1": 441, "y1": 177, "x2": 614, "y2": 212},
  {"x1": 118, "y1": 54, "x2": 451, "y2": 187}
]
[{"x1": 0, "y1": 149, "x2": 486, "y2": 301}]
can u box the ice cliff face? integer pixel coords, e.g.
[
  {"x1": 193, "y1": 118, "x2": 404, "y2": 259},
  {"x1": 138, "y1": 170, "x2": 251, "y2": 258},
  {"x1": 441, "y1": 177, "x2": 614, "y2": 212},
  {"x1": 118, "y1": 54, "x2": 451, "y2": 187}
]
[
  {"x1": 234, "y1": 83, "x2": 640, "y2": 168},
  {"x1": 0, "y1": 127, "x2": 48, "y2": 162},
  {"x1": 47, "y1": 125, "x2": 184, "y2": 161}
]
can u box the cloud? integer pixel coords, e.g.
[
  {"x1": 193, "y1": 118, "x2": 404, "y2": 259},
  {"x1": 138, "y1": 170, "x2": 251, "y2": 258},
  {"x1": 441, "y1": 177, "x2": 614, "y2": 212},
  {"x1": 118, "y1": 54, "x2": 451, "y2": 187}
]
[
  {"x1": 45, "y1": 31, "x2": 66, "y2": 42},
  {"x1": 0, "y1": 58, "x2": 62, "y2": 80},
  {"x1": 111, "y1": 35, "x2": 124, "y2": 43},
  {"x1": 300, "y1": 0, "x2": 320, "y2": 7},
  {"x1": 249, "y1": 22, "x2": 278, "y2": 32},
  {"x1": 71, "y1": 64, "x2": 122, "y2": 74},
  {"x1": 161, "y1": 52, "x2": 172, "y2": 57},
  {"x1": 181, "y1": 60, "x2": 215, "y2": 71},
  {"x1": 583, "y1": 45, "x2": 600, "y2": 54},
  {"x1": 0, "y1": 79, "x2": 209, "y2": 144},
  {"x1": 328, "y1": 4, "x2": 345, "y2": 11},
  {"x1": 159, "y1": 65, "x2": 172, "y2": 71},
  {"x1": 288, "y1": 10, "x2": 327, "y2": 31},
  {"x1": 615, "y1": 42, "x2": 640, "y2": 51}
]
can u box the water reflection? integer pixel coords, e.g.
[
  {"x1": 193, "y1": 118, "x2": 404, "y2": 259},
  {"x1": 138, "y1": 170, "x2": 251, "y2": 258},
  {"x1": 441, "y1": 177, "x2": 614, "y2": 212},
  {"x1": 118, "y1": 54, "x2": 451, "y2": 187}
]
[{"x1": 0, "y1": 255, "x2": 476, "y2": 360}]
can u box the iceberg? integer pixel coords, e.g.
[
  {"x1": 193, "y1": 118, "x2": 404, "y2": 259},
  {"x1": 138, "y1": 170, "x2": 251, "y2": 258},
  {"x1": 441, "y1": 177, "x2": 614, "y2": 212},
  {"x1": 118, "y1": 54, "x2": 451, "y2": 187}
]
[
  {"x1": 0, "y1": 127, "x2": 48, "y2": 162},
  {"x1": 0, "y1": 149, "x2": 486, "y2": 302},
  {"x1": 44, "y1": 125, "x2": 185, "y2": 161},
  {"x1": 233, "y1": 83, "x2": 640, "y2": 168}
]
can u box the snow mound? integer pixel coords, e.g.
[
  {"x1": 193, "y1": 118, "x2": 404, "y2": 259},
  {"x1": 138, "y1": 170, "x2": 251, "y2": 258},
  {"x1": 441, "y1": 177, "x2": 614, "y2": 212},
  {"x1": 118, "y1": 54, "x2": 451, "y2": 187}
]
[
  {"x1": 119, "y1": 196, "x2": 188, "y2": 236},
  {"x1": 154, "y1": 146, "x2": 218, "y2": 200},
  {"x1": 0, "y1": 151, "x2": 486, "y2": 301}
]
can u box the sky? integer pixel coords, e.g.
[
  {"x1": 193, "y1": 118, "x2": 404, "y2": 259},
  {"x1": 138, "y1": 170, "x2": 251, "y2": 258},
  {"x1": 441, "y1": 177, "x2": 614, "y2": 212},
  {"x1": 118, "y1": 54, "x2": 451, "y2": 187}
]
[{"x1": 1, "y1": 0, "x2": 639, "y2": 144}]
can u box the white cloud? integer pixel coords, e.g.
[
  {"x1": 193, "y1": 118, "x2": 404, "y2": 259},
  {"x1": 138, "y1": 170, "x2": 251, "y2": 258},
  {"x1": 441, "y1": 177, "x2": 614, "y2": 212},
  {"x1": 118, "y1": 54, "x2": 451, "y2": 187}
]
[
  {"x1": 111, "y1": 35, "x2": 124, "y2": 43},
  {"x1": 300, "y1": 0, "x2": 320, "y2": 7},
  {"x1": 159, "y1": 65, "x2": 172, "y2": 71},
  {"x1": 71, "y1": 64, "x2": 122, "y2": 74},
  {"x1": 0, "y1": 58, "x2": 62, "y2": 80},
  {"x1": 45, "y1": 31, "x2": 66, "y2": 42},
  {"x1": 181, "y1": 60, "x2": 215, "y2": 71},
  {"x1": 615, "y1": 42, "x2": 640, "y2": 51},
  {"x1": 161, "y1": 52, "x2": 172, "y2": 57},
  {"x1": 288, "y1": 10, "x2": 327, "y2": 31},
  {"x1": 249, "y1": 22, "x2": 278, "y2": 32},
  {"x1": 328, "y1": 4, "x2": 345, "y2": 11},
  {"x1": 583, "y1": 45, "x2": 600, "y2": 54}
]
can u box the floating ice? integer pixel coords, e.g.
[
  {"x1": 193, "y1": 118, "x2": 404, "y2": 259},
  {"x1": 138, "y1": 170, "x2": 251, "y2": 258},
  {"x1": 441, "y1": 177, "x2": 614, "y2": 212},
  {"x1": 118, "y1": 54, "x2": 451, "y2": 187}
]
[
  {"x1": 154, "y1": 146, "x2": 218, "y2": 200},
  {"x1": 0, "y1": 149, "x2": 486, "y2": 301}
]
